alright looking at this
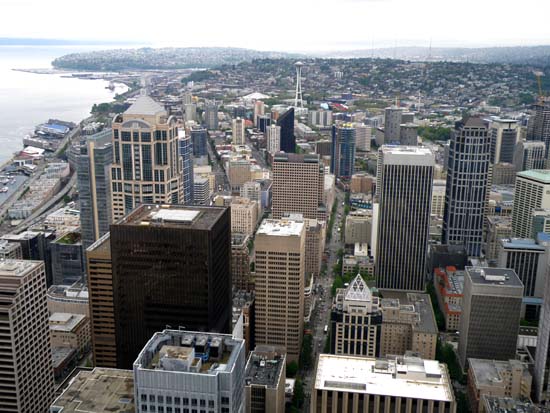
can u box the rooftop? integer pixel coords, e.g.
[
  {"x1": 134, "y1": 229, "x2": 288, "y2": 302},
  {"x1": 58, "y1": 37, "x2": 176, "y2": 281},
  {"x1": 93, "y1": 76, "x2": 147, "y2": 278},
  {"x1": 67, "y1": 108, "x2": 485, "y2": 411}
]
[
  {"x1": 517, "y1": 169, "x2": 550, "y2": 184},
  {"x1": 344, "y1": 274, "x2": 373, "y2": 303},
  {"x1": 500, "y1": 238, "x2": 546, "y2": 252},
  {"x1": 466, "y1": 266, "x2": 523, "y2": 288},
  {"x1": 49, "y1": 312, "x2": 86, "y2": 332},
  {"x1": 245, "y1": 346, "x2": 286, "y2": 388},
  {"x1": 0, "y1": 259, "x2": 42, "y2": 278},
  {"x1": 134, "y1": 330, "x2": 244, "y2": 376},
  {"x1": 379, "y1": 291, "x2": 438, "y2": 334},
  {"x1": 482, "y1": 396, "x2": 543, "y2": 413},
  {"x1": 315, "y1": 354, "x2": 454, "y2": 402},
  {"x1": 50, "y1": 368, "x2": 134, "y2": 413},
  {"x1": 117, "y1": 204, "x2": 227, "y2": 231},
  {"x1": 381, "y1": 145, "x2": 434, "y2": 166},
  {"x1": 257, "y1": 218, "x2": 304, "y2": 237},
  {"x1": 469, "y1": 359, "x2": 529, "y2": 389},
  {"x1": 125, "y1": 95, "x2": 166, "y2": 117}
]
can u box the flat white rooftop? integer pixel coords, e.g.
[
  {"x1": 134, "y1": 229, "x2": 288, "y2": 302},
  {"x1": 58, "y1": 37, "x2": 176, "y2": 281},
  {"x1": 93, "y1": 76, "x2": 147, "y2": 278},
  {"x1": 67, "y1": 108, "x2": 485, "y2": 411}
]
[
  {"x1": 381, "y1": 145, "x2": 434, "y2": 166},
  {"x1": 315, "y1": 354, "x2": 454, "y2": 402},
  {"x1": 0, "y1": 259, "x2": 41, "y2": 277},
  {"x1": 257, "y1": 219, "x2": 304, "y2": 237},
  {"x1": 150, "y1": 209, "x2": 200, "y2": 223}
]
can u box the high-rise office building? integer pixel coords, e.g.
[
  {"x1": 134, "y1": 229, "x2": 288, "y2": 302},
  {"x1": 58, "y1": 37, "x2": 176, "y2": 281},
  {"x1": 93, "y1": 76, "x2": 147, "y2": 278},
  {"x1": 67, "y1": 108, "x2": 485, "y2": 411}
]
[
  {"x1": 183, "y1": 103, "x2": 196, "y2": 122},
  {"x1": 443, "y1": 118, "x2": 491, "y2": 257},
  {"x1": 76, "y1": 128, "x2": 113, "y2": 249},
  {"x1": 133, "y1": 330, "x2": 246, "y2": 413},
  {"x1": 100, "y1": 204, "x2": 232, "y2": 369},
  {"x1": 532, "y1": 208, "x2": 550, "y2": 237},
  {"x1": 498, "y1": 236, "x2": 549, "y2": 320},
  {"x1": 254, "y1": 100, "x2": 265, "y2": 127},
  {"x1": 399, "y1": 123, "x2": 418, "y2": 145},
  {"x1": 231, "y1": 233, "x2": 252, "y2": 291},
  {"x1": 266, "y1": 124, "x2": 281, "y2": 154},
  {"x1": 535, "y1": 271, "x2": 550, "y2": 403},
  {"x1": 514, "y1": 140, "x2": 547, "y2": 171},
  {"x1": 277, "y1": 107, "x2": 295, "y2": 153},
  {"x1": 383, "y1": 106, "x2": 403, "y2": 143},
  {"x1": 527, "y1": 98, "x2": 550, "y2": 156},
  {"x1": 255, "y1": 218, "x2": 305, "y2": 362},
  {"x1": 308, "y1": 109, "x2": 333, "y2": 127},
  {"x1": 272, "y1": 153, "x2": 326, "y2": 221},
  {"x1": 230, "y1": 196, "x2": 259, "y2": 237},
  {"x1": 375, "y1": 146, "x2": 434, "y2": 291},
  {"x1": 50, "y1": 231, "x2": 85, "y2": 285},
  {"x1": 86, "y1": 233, "x2": 116, "y2": 367},
  {"x1": 330, "y1": 275, "x2": 382, "y2": 357},
  {"x1": 489, "y1": 118, "x2": 519, "y2": 164},
  {"x1": 204, "y1": 102, "x2": 219, "y2": 130},
  {"x1": 355, "y1": 123, "x2": 372, "y2": 151},
  {"x1": 110, "y1": 96, "x2": 182, "y2": 221},
  {"x1": 178, "y1": 129, "x2": 194, "y2": 205},
  {"x1": 512, "y1": 170, "x2": 550, "y2": 238},
  {"x1": 190, "y1": 126, "x2": 208, "y2": 157},
  {"x1": 458, "y1": 267, "x2": 523, "y2": 368},
  {"x1": 257, "y1": 114, "x2": 272, "y2": 133},
  {"x1": 232, "y1": 117, "x2": 246, "y2": 145},
  {"x1": 331, "y1": 124, "x2": 356, "y2": 180},
  {"x1": 0, "y1": 260, "x2": 55, "y2": 412}
]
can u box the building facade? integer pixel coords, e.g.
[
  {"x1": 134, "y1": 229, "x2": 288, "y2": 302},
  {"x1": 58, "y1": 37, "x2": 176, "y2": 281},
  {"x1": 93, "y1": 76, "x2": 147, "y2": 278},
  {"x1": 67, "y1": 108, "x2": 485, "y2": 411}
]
[
  {"x1": 331, "y1": 124, "x2": 356, "y2": 180},
  {"x1": 277, "y1": 107, "x2": 295, "y2": 153},
  {"x1": 110, "y1": 96, "x2": 183, "y2": 221},
  {"x1": 375, "y1": 146, "x2": 434, "y2": 291},
  {"x1": 232, "y1": 117, "x2": 246, "y2": 145},
  {"x1": 514, "y1": 140, "x2": 547, "y2": 172},
  {"x1": 0, "y1": 260, "x2": 55, "y2": 412},
  {"x1": 512, "y1": 170, "x2": 550, "y2": 238},
  {"x1": 178, "y1": 129, "x2": 194, "y2": 205},
  {"x1": 76, "y1": 128, "x2": 113, "y2": 249},
  {"x1": 266, "y1": 124, "x2": 281, "y2": 154},
  {"x1": 108, "y1": 205, "x2": 232, "y2": 369},
  {"x1": 489, "y1": 118, "x2": 519, "y2": 164},
  {"x1": 230, "y1": 197, "x2": 259, "y2": 237},
  {"x1": 133, "y1": 330, "x2": 245, "y2": 413},
  {"x1": 443, "y1": 118, "x2": 491, "y2": 257},
  {"x1": 272, "y1": 153, "x2": 326, "y2": 221},
  {"x1": 458, "y1": 267, "x2": 523, "y2": 368},
  {"x1": 254, "y1": 218, "x2": 305, "y2": 362}
]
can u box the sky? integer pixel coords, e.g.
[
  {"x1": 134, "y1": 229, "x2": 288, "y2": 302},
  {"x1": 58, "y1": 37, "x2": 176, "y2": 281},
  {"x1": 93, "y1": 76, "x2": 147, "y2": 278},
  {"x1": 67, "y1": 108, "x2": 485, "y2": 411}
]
[{"x1": 1, "y1": 0, "x2": 550, "y2": 51}]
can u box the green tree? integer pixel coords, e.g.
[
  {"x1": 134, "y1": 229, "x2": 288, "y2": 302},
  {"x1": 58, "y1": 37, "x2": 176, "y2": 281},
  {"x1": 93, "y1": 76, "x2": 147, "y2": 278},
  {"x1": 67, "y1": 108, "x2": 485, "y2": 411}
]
[
  {"x1": 291, "y1": 378, "x2": 305, "y2": 410},
  {"x1": 286, "y1": 361, "x2": 299, "y2": 378},
  {"x1": 300, "y1": 334, "x2": 313, "y2": 370}
]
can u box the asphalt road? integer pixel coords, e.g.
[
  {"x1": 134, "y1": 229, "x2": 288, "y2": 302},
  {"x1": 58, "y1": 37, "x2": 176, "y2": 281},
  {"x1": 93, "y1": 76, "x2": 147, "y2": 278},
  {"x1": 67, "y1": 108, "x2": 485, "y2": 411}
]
[{"x1": 301, "y1": 188, "x2": 346, "y2": 409}]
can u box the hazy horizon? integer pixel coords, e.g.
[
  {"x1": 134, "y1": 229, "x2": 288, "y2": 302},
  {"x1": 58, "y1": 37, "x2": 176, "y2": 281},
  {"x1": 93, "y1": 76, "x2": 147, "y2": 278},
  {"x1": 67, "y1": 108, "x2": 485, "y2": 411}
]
[{"x1": 2, "y1": 0, "x2": 550, "y2": 52}]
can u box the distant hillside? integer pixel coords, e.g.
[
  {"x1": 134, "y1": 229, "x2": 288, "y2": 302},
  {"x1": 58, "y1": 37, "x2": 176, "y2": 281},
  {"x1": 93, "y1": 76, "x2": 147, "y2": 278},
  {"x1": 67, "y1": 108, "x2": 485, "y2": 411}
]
[
  {"x1": 318, "y1": 45, "x2": 550, "y2": 66},
  {"x1": 52, "y1": 47, "x2": 304, "y2": 71}
]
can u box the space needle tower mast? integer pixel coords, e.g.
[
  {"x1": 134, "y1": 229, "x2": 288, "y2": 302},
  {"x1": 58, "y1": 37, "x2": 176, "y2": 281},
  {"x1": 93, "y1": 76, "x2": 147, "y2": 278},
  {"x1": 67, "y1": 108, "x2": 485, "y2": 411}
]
[{"x1": 294, "y1": 61, "x2": 304, "y2": 108}]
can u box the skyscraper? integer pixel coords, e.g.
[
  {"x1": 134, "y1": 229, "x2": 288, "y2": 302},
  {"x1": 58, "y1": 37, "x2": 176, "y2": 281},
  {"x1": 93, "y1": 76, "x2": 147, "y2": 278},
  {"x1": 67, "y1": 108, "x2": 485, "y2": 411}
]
[
  {"x1": 514, "y1": 140, "x2": 547, "y2": 171},
  {"x1": 443, "y1": 118, "x2": 491, "y2": 257},
  {"x1": 272, "y1": 153, "x2": 326, "y2": 221},
  {"x1": 204, "y1": 101, "x2": 219, "y2": 130},
  {"x1": 375, "y1": 146, "x2": 434, "y2": 291},
  {"x1": 331, "y1": 124, "x2": 356, "y2": 179},
  {"x1": 527, "y1": 98, "x2": 550, "y2": 156},
  {"x1": 383, "y1": 106, "x2": 403, "y2": 142},
  {"x1": 489, "y1": 118, "x2": 519, "y2": 164},
  {"x1": 512, "y1": 170, "x2": 550, "y2": 238},
  {"x1": 0, "y1": 260, "x2": 55, "y2": 412},
  {"x1": 277, "y1": 107, "x2": 295, "y2": 153},
  {"x1": 266, "y1": 124, "x2": 281, "y2": 154},
  {"x1": 255, "y1": 218, "x2": 305, "y2": 362},
  {"x1": 190, "y1": 126, "x2": 208, "y2": 157},
  {"x1": 107, "y1": 204, "x2": 231, "y2": 369},
  {"x1": 458, "y1": 267, "x2": 522, "y2": 368},
  {"x1": 178, "y1": 129, "x2": 194, "y2": 205},
  {"x1": 110, "y1": 96, "x2": 182, "y2": 221},
  {"x1": 77, "y1": 128, "x2": 113, "y2": 249},
  {"x1": 253, "y1": 100, "x2": 265, "y2": 127},
  {"x1": 232, "y1": 117, "x2": 246, "y2": 145},
  {"x1": 535, "y1": 272, "x2": 550, "y2": 403}
]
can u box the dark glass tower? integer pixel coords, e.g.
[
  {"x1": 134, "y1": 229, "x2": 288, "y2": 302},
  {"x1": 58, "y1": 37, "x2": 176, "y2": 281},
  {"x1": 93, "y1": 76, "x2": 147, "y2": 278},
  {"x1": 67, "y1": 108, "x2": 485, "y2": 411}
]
[
  {"x1": 443, "y1": 118, "x2": 491, "y2": 257},
  {"x1": 110, "y1": 204, "x2": 232, "y2": 368},
  {"x1": 331, "y1": 124, "x2": 356, "y2": 179},
  {"x1": 190, "y1": 126, "x2": 208, "y2": 157},
  {"x1": 277, "y1": 107, "x2": 295, "y2": 153}
]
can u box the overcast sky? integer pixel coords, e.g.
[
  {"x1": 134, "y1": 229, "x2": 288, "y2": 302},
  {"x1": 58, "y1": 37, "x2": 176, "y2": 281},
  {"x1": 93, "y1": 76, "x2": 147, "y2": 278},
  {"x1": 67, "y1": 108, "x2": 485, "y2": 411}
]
[{"x1": 2, "y1": 0, "x2": 549, "y2": 51}]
